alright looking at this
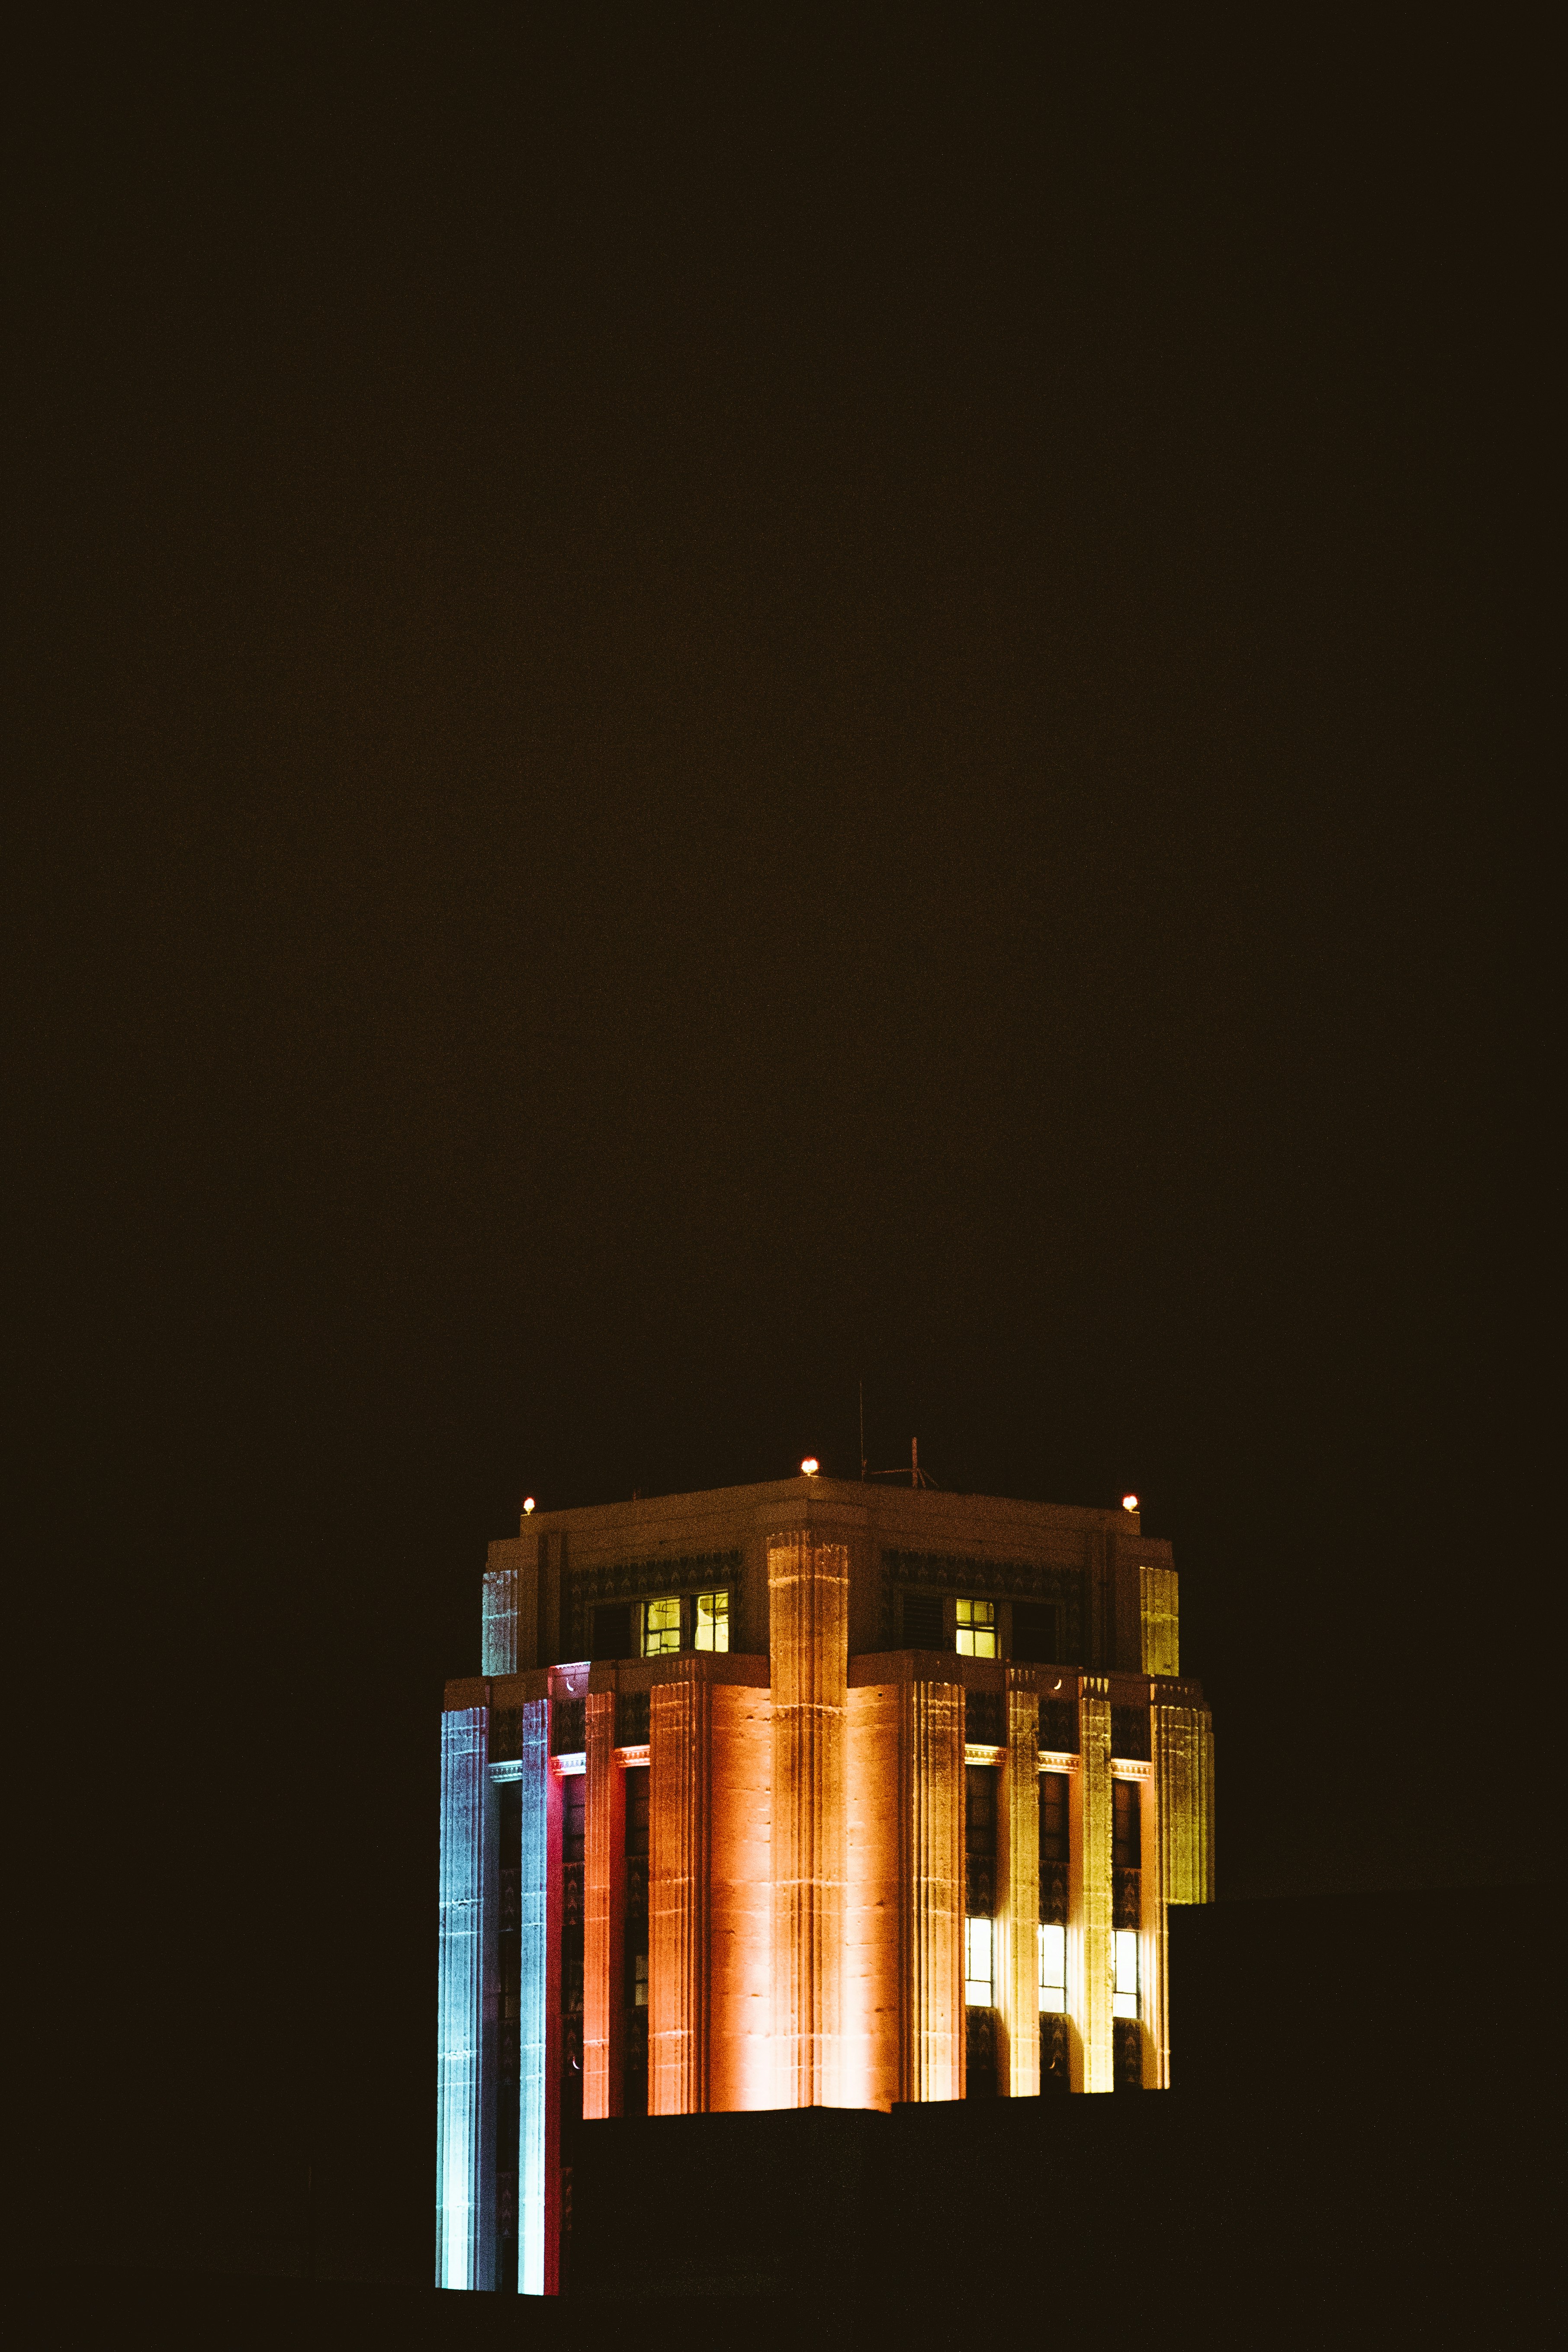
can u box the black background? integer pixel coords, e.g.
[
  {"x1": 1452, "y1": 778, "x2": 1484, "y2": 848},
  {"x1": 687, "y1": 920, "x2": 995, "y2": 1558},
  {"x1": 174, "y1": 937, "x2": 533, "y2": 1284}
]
[{"x1": 11, "y1": 2, "x2": 1545, "y2": 2289}]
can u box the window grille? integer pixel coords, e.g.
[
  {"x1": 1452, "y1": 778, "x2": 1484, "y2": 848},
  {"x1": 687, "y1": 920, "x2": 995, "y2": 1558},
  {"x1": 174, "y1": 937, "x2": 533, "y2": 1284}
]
[
  {"x1": 642, "y1": 1596, "x2": 681, "y2": 1656},
  {"x1": 964, "y1": 1915, "x2": 994, "y2": 2006},
  {"x1": 955, "y1": 1597, "x2": 997, "y2": 1657},
  {"x1": 1110, "y1": 1705, "x2": 1150, "y2": 1760},
  {"x1": 902, "y1": 1591, "x2": 944, "y2": 1647},
  {"x1": 693, "y1": 1590, "x2": 729, "y2": 1651},
  {"x1": 964, "y1": 1688, "x2": 1004, "y2": 1745},
  {"x1": 1038, "y1": 1922, "x2": 1067, "y2": 2014}
]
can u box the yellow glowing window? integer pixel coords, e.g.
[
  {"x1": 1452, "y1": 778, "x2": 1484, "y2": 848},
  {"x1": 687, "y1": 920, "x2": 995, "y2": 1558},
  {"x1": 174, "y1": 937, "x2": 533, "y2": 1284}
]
[
  {"x1": 964, "y1": 1915, "x2": 993, "y2": 2006},
  {"x1": 1113, "y1": 1928, "x2": 1139, "y2": 2020},
  {"x1": 955, "y1": 1598, "x2": 996, "y2": 1658},
  {"x1": 1038, "y1": 1923, "x2": 1067, "y2": 2014},
  {"x1": 694, "y1": 1590, "x2": 729, "y2": 1652},
  {"x1": 642, "y1": 1596, "x2": 681, "y2": 1657}
]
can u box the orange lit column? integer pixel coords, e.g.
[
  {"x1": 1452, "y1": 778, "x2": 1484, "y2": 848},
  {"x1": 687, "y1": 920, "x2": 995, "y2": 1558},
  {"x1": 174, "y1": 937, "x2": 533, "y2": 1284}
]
[
  {"x1": 708, "y1": 1679, "x2": 773, "y2": 2111},
  {"x1": 998, "y1": 1669, "x2": 1041, "y2": 2095},
  {"x1": 769, "y1": 1533, "x2": 848, "y2": 2107},
  {"x1": 582, "y1": 1684, "x2": 624, "y2": 2118},
  {"x1": 649, "y1": 1660, "x2": 712, "y2": 2114},
  {"x1": 1071, "y1": 1675, "x2": 1113, "y2": 2093},
  {"x1": 845, "y1": 1679, "x2": 902, "y2": 2111},
  {"x1": 900, "y1": 1674, "x2": 964, "y2": 2101}
]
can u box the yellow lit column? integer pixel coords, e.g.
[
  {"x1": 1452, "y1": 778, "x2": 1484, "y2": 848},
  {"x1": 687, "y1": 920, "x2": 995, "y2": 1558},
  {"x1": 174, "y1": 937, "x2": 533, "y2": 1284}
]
[
  {"x1": 1139, "y1": 1566, "x2": 1180, "y2": 1676},
  {"x1": 1071, "y1": 1675, "x2": 1114, "y2": 2093},
  {"x1": 1154, "y1": 1693, "x2": 1216, "y2": 1905},
  {"x1": 900, "y1": 1676, "x2": 964, "y2": 2102},
  {"x1": 998, "y1": 1669, "x2": 1040, "y2": 2095},
  {"x1": 582, "y1": 1687, "x2": 624, "y2": 2118},
  {"x1": 1154, "y1": 1691, "x2": 1215, "y2": 2090},
  {"x1": 769, "y1": 1533, "x2": 848, "y2": 2108},
  {"x1": 649, "y1": 1660, "x2": 712, "y2": 2114}
]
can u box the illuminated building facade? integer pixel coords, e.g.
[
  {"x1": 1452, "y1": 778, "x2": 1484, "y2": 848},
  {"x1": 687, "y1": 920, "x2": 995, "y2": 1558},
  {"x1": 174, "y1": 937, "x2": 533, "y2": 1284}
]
[{"x1": 435, "y1": 1476, "x2": 1215, "y2": 2293}]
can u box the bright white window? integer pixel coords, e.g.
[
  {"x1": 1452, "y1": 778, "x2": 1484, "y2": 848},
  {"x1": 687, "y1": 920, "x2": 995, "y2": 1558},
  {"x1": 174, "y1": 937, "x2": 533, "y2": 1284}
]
[
  {"x1": 1113, "y1": 1928, "x2": 1139, "y2": 2019},
  {"x1": 642, "y1": 1596, "x2": 681, "y2": 1657},
  {"x1": 954, "y1": 1597, "x2": 996, "y2": 1658},
  {"x1": 1038, "y1": 1923, "x2": 1067, "y2": 2014},
  {"x1": 964, "y1": 1915, "x2": 993, "y2": 2006},
  {"x1": 694, "y1": 1590, "x2": 729, "y2": 1652}
]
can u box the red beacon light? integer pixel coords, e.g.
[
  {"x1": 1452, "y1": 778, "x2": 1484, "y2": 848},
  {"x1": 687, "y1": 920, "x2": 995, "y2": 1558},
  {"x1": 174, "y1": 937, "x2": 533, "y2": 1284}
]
[
  {"x1": 523, "y1": 1497, "x2": 536, "y2": 1515},
  {"x1": 801, "y1": 1458, "x2": 820, "y2": 1477},
  {"x1": 1121, "y1": 1494, "x2": 1138, "y2": 1513}
]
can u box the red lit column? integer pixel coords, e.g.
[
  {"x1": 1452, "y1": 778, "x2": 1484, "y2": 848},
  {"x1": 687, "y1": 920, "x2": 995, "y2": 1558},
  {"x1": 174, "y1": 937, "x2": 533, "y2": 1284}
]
[
  {"x1": 582, "y1": 1685, "x2": 625, "y2": 2117},
  {"x1": 649, "y1": 1659, "x2": 712, "y2": 2114}
]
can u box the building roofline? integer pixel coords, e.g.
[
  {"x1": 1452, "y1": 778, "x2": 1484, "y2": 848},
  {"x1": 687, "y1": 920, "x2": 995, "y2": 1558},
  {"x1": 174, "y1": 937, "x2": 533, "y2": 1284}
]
[{"x1": 508, "y1": 1474, "x2": 1144, "y2": 1541}]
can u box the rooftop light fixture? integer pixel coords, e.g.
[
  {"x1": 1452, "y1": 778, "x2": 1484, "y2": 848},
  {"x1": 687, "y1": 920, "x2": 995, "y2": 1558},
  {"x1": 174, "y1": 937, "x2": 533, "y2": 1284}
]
[
  {"x1": 1121, "y1": 1494, "x2": 1138, "y2": 1513},
  {"x1": 801, "y1": 1458, "x2": 819, "y2": 1476},
  {"x1": 523, "y1": 1497, "x2": 536, "y2": 1515}
]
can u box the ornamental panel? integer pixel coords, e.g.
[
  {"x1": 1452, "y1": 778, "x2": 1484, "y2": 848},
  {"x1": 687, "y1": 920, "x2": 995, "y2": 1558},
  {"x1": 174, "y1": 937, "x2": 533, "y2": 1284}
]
[
  {"x1": 569, "y1": 1552, "x2": 743, "y2": 1656},
  {"x1": 880, "y1": 1551, "x2": 1088, "y2": 1658}
]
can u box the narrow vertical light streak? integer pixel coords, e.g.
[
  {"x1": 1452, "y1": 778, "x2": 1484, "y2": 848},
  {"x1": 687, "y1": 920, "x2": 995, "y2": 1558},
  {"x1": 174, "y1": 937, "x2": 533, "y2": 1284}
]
[
  {"x1": 1073, "y1": 1677, "x2": 1115, "y2": 2093},
  {"x1": 516, "y1": 1697, "x2": 552, "y2": 2294},
  {"x1": 1001, "y1": 1671, "x2": 1041, "y2": 2094},
  {"x1": 582, "y1": 1687, "x2": 622, "y2": 2118},
  {"x1": 436, "y1": 1707, "x2": 495, "y2": 2289}
]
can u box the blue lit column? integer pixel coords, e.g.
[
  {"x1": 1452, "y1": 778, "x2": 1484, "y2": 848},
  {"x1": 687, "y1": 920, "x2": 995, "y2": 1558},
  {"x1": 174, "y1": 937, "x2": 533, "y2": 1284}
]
[
  {"x1": 436, "y1": 1707, "x2": 497, "y2": 2288},
  {"x1": 516, "y1": 1696, "x2": 558, "y2": 2294}
]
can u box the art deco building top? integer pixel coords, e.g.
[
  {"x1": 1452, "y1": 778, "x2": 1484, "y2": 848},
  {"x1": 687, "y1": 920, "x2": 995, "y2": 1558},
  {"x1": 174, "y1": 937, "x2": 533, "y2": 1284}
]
[{"x1": 437, "y1": 1472, "x2": 1214, "y2": 2295}]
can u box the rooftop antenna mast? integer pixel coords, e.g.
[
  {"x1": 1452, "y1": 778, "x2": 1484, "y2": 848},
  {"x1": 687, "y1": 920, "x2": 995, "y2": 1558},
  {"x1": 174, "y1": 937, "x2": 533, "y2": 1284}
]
[{"x1": 865, "y1": 1427, "x2": 939, "y2": 1488}]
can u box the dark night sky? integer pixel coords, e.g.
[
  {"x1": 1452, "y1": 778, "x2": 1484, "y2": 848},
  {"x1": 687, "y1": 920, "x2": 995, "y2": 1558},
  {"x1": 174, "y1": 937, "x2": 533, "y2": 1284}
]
[{"x1": 11, "y1": 3, "x2": 1545, "y2": 2286}]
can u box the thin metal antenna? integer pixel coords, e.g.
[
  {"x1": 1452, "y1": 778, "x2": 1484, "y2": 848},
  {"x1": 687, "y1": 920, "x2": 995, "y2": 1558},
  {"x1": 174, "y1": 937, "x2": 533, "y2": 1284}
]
[
  {"x1": 867, "y1": 1433, "x2": 941, "y2": 1488},
  {"x1": 859, "y1": 1380, "x2": 868, "y2": 1481}
]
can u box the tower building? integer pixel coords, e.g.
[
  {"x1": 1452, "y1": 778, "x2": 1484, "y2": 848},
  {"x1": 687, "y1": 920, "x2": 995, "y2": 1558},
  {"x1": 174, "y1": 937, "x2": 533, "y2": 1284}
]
[{"x1": 435, "y1": 1475, "x2": 1215, "y2": 2294}]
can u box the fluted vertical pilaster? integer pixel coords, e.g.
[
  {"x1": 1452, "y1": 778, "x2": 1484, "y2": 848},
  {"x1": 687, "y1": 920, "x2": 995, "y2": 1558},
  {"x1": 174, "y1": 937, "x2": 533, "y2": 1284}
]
[
  {"x1": 650, "y1": 1661, "x2": 713, "y2": 2114},
  {"x1": 769, "y1": 1533, "x2": 848, "y2": 2107},
  {"x1": 900, "y1": 1676, "x2": 964, "y2": 2102},
  {"x1": 481, "y1": 1571, "x2": 521, "y2": 1674},
  {"x1": 1073, "y1": 1677, "x2": 1114, "y2": 2094},
  {"x1": 582, "y1": 1689, "x2": 623, "y2": 2118},
  {"x1": 436, "y1": 1707, "x2": 495, "y2": 2288},
  {"x1": 1154, "y1": 1697, "x2": 1215, "y2": 1905},
  {"x1": 1139, "y1": 1566, "x2": 1179, "y2": 1677},
  {"x1": 1000, "y1": 1671, "x2": 1040, "y2": 2095},
  {"x1": 516, "y1": 1697, "x2": 554, "y2": 2294}
]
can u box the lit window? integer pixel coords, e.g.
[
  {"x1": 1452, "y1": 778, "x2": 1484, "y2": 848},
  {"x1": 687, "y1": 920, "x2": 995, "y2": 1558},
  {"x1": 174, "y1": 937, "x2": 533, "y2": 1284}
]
[
  {"x1": 955, "y1": 1598, "x2": 996, "y2": 1658},
  {"x1": 1113, "y1": 1928, "x2": 1139, "y2": 2019},
  {"x1": 964, "y1": 1915, "x2": 993, "y2": 2006},
  {"x1": 642, "y1": 1596, "x2": 681, "y2": 1657},
  {"x1": 694, "y1": 1590, "x2": 729, "y2": 1652},
  {"x1": 1038, "y1": 1923, "x2": 1067, "y2": 2014}
]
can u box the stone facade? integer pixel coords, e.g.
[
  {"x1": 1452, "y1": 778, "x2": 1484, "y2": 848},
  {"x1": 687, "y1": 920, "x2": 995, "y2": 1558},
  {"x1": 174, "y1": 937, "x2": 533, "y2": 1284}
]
[{"x1": 436, "y1": 1475, "x2": 1215, "y2": 2294}]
